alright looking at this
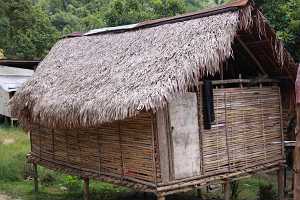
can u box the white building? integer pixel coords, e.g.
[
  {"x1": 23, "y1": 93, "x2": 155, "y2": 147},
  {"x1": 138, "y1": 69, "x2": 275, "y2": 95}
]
[{"x1": 0, "y1": 65, "x2": 33, "y2": 117}]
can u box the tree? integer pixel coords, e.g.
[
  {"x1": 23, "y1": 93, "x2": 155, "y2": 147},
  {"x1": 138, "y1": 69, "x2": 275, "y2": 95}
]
[
  {"x1": 0, "y1": 0, "x2": 60, "y2": 59},
  {"x1": 255, "y1": 0, "x2": 300, "y2": 62},
  {"x1": 37, "y1": 0, "x2": 108, "y2": 34},
  {"x1": 104, "y1": 0, "x2": 186, "y2": 27}
]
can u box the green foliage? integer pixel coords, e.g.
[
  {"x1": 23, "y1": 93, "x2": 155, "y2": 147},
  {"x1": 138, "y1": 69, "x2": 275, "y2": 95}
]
[
  {"x1": 37, "y1": 0, "x2": 107, "y2": 34},
  {"x1": 104, "y1": 0, "x2": 186, "y2": 27},
  {"x1": 61, "y1": 175, "x2": 82, "y2": 192},
  {"x1": 255, "y1": 0, "x2": 300, "y2": 61},
  {"x1": 0, "y1": 0, "x2": 60, "y2": 59}
]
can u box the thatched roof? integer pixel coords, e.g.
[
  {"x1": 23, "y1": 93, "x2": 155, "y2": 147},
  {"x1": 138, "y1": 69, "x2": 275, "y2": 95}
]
[{"x1": 10, "y1": 0, "x2": 297, "y2": 129}]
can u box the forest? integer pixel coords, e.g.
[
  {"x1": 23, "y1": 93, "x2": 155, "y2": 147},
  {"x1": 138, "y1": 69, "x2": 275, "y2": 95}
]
[{"x1": 0, "y1": 0, "x2": 299, "y2": 61}]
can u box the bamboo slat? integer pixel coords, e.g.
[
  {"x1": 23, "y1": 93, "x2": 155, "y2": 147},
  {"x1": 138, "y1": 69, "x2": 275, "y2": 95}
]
[
  {"x1": 200, "y1": 86, "x2": 283, "y2": 175},
  {"x1": 30, "y1": 112, "x2": 157, "y2": 185}
]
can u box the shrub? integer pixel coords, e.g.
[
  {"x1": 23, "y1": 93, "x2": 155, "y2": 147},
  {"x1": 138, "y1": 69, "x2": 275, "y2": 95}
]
[{"x1": 61, "y1": 175, "x2": 82, "y2": 192}]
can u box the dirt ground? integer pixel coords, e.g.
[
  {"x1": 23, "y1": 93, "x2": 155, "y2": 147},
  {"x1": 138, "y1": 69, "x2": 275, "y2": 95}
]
[{"x1": 0, "y1": 194, "x2": 11, "y2": 200}]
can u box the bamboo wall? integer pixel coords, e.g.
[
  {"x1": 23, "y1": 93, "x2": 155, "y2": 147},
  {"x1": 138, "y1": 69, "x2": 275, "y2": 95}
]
[
  {"x1": 198, "y1": 86, "x2": 283, "y2": 176},
  {"x1": 28, "y1": 84, "x2": 284, "y2": 194},
  {"x1": 30, "y1": 112, "x2": 160, "y2": 187}
]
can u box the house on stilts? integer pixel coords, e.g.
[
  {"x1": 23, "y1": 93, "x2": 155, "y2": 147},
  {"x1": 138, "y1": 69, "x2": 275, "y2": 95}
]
[{"x1": 10, "y1": 0, "x2": 298, "y2": 199}]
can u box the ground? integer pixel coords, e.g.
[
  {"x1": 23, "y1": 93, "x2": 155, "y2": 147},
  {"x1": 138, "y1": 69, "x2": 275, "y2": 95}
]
[
  {"x1": 0, "y1": 194, "x2": 12, "y2": 200},
  {"x1": 0, "y1": 125, "x2": 284, "y2": 200}
]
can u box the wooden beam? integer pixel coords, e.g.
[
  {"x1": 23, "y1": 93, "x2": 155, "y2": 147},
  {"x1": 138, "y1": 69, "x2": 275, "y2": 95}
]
[
  {"x1": 237, "y1": 37, "x2": 268, "y2": 76},
  {"x1": 245, "y1": 40, "x2": 269, "y2": 48}
]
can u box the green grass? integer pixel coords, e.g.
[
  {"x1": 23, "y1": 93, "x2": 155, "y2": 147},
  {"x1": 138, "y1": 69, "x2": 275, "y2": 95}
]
[
  {"x1": 0, "y1": 125, "x2": 279, "y2": 200},
  {"x1": 0, "y1": 125, "x2": 29, "y2": 181}
]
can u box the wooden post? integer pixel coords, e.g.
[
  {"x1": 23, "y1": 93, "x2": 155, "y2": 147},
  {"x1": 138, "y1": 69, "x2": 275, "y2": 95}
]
[
  {"x1": 224, "y1": 179, "x2": 230, "y2": 200},
  {"x1": 33, "y1": 163, "x2": 38, "y2": 192},
  {"x1": 83, "y1": 178, "x2": 90, "y2": 200},
  {"x1": 277, "y1": 165, "x2": 285, "y2": 200}
]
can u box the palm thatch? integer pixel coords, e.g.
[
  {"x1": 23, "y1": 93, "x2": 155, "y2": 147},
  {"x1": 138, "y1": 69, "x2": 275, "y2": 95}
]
[{"x1": 9, "y1": 1, "x2": 296, "y2": 129}]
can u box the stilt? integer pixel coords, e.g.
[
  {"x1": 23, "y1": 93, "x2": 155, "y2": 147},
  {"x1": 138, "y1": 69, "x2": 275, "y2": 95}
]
[
  {"x1": 224, "y1": 179, "x2": 230, "y2": 200},
  {"x1": 33, "y1": 163, "x2": 38, "y2": 192},
  {"x1": 277, "y1": 165, "x2": 285, "y2": 200},
  {"x1": 83, "y1": 178, "x2": 90, "y2": 200}
]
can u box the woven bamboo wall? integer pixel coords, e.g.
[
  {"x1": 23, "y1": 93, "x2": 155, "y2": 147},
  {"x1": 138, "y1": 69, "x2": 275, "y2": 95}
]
[
  {"x1": 30, "y1": 112, "x2": 160, "y2": 185},
  {"x1": 29, "y1": 84, "x2": 284, "y2": 193},
  {"x1": 198, "y1": 86, "x2": 283, "y2": 176}
]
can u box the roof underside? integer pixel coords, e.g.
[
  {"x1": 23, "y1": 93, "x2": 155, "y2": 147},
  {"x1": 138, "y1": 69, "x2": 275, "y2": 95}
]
[{"x1": 10, "y1": 1, "x2": 297, "y2": 129}]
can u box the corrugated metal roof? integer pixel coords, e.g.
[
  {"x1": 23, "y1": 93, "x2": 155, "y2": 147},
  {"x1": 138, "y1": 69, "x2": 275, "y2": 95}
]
[
  {"x1": 84, "y1": 24, "x2": 138, "y2": 36},
  {"x1": 0, "y1": 65, "x2": 33, "y2": 92},
  {"x1": 0, "y1": 65, "x2": 34, "y2": 76}
]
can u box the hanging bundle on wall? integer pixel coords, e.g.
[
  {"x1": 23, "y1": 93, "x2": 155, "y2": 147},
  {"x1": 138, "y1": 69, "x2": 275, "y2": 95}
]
[{"x1": 202, "y1": 80, "x2": 215, "y2": 129}]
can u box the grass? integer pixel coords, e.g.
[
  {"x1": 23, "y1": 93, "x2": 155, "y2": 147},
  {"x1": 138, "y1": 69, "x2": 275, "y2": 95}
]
[{"x1": 0, "y1": 125, "x2": 279, "y2": 200}]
